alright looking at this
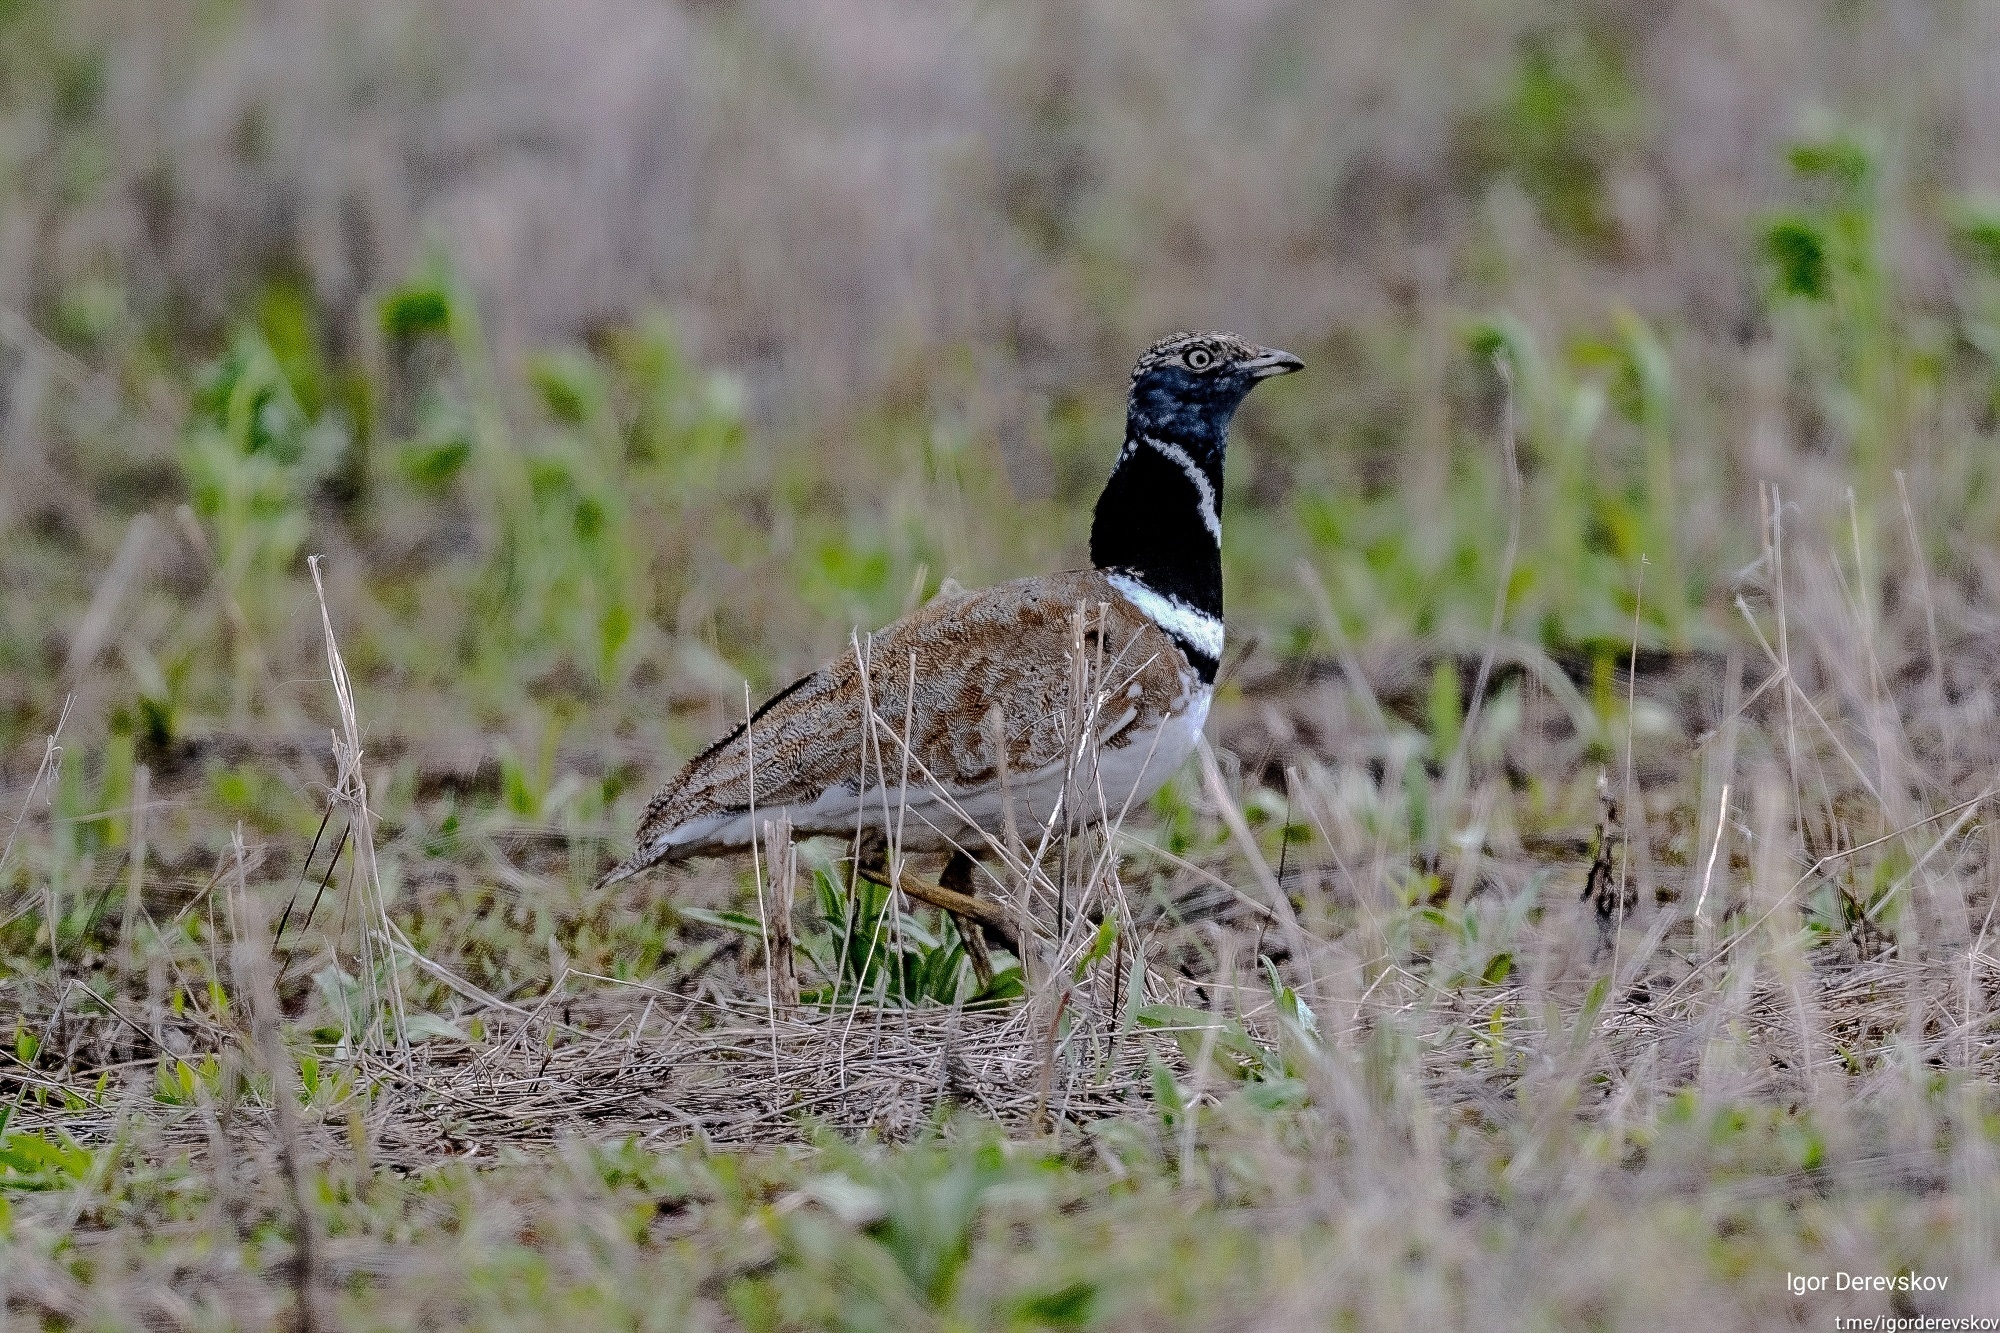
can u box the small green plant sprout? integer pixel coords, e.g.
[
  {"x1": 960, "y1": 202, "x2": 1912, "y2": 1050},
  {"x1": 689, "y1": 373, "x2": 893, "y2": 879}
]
[
  {"x1": 1135, "y1": 1003, "x2": 1268, "y2": 1083},
  {"x1": 684, "y1": 861, "x2": 1023, "y2": 1008},
  {"x1": 495, "y1": 719, "x2": 586, "y2": 827},
  {"x1": 1469, "y1": 27, "x2": 1647, "y2": 253},
  {"x1": 181, "y1": 329, "x2": 347, "y2": 707},
  {"x1": 1260, "y1": 954, "x2": 1318, "y2": 1039},
  {"x1": 1947, "y1": 195, "x2": 2000, "y2": 414},
  {"x1": 153, "y1": 1053, "x2": 223, "y2": 1107},
  {"x1": 1571, "y1": 308, "x2": 1688, "y2": 646},
  {"x1": 1758, "y1": 120, "x2": 1907, "y2": 542},
  {"x1": 0, "y1": 1124, "x2": 96, "y2": 1193},
  {"x1": 1465, "y1": 314, "x2": 1651, "y2": 650},
  {"x1": 1072, "y1": 914, "x2": 1117, "y2": 983}
]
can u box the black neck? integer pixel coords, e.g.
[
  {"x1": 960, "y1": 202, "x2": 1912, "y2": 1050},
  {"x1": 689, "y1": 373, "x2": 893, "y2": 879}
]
[{"x1": 1089, "y1": 429, "x2": 1223, "y2": 618}]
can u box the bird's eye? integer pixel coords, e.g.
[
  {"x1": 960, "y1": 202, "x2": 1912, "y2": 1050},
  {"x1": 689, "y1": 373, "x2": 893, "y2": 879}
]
[{"x1": 1185, "y1": 346, "x2": 1215, "y2": 371}]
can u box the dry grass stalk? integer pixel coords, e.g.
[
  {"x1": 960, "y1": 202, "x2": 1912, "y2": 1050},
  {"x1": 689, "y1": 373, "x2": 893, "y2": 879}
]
[
  {"x1": 174, "y1": 505, "x2": 277, "y2": 727},
  {"x1": 983, "y1": 704, "x2": 1032, "y2": 980},
  {"x1": 1179, "y1": 942, "x2": 1236, "y2": 1177},
  {"x1": 742, "y1": 680, "x2": 780, "y2": 1082},
  {"x1": 1048, "y1": 602, "x2": 1103, "y2": 948},
  {"x1": 227, "y1": 827, "x2": 323, "y2": 1333},
  {"x1": 63, "y1": 512, "x2": 155, "y2": 680},
  {"x1": 1198, "y1": 739, "x2": 1310, "y2": 983},
  {"x1": 762, "y1": 814, "x2": 799, "y2": 1013},
  {"x1": 0, "y1": 693, "x2": 73, "y2": 947},
  {"x1": 307, "y1": 554, "x2": 408, "y2": 1058},
  {"x1": 1895, "y1": 469, "x2": 1946, "y2": 692},
  {"x1": 1439, "y1": 351, "x2": 1522, "y2": 833},
  {"x1": 1029, "y1": 988, "x2": 1069, "y2": 1136},
  {"x1": 1693, "y1": 781, "x2": 1731, "y2": 925},
  {"x1": 122, "y1": 762, "x2": 149, "y2": 977}
]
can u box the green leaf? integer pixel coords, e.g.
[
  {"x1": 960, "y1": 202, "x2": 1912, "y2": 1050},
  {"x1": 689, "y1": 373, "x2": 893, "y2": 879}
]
[
  {"x1": 678, "y1": 906, "x2": 771, "y2": 938},
  {"x1": 797, "y1": 1172, "x2": 886, "y2": 1226},
  {"x1": 1949, "y1": 201, "x2": 2000, "y2": 277},
  {"x1": 599, "y1": 603, "x2": 633, "y2": 675},
  {"x1": 1787, "y1": 131, "x2": 1875, "y2": 191},
  {"x1": 1427, "y1": 657, "x2": 1463, "y2": 758},
  {"x1": 1149, "y1": 1054, "x2": 1184, "y2": 1130},
  {"x1": 379, "y1": 280, "x2": 454, "y2": 338},
  {"x1": 1137, "y1": 1004, "x2": 1266, "y2": 1079},
  {"x1": 0, "y1": 1128, "x2": 95, "y2": 1188},
  {"x1": 1260, "y1": 956, "x2": 1319, "y2": 1038},
  {"x1": 1464, "y1": 312, "x2": 1549, "y2": 397},
  {"x1": 969, "y1": 962, "x2": 1025, "y2": 1006},
  {"x1": 405, "y1": 1013, "x2": 467, "y2": 1044},
  {"x1": 1241, "y1": 1077, "x2": 1310, "y2": 1112},
  {"x1": 397, "y1": 434, "x2": 472, "y2": 491},
  {"x1": 1762, "y1": 216, "x2": 1830, "y2": 300},
  {"x1": 1015, "y1": 1280, "x2": 1097, "y2": 1327},
  {"x1": 1072, "y1": 915, "x2": 1117, "y2": 982},
  {"x1": 527, "y1": 350, "x2": 604, "y2": 426},
  {"x1": 1574, "y1": 975, "x2": 1611, "y2": 1052}
]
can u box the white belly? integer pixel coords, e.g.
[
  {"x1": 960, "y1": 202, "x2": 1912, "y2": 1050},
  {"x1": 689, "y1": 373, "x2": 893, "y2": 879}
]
[
  {"x1": 930, "y1": 682, "x2": 1209, "y2": 843},
  {"x1": 666, "y1": 684, "x2": 1212, "y2": 855}
]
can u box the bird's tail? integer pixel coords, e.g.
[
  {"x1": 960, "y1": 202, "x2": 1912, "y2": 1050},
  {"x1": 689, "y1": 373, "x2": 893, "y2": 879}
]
[{"x1": 595, "y1": 848, "x2": 654, "y2": 890}]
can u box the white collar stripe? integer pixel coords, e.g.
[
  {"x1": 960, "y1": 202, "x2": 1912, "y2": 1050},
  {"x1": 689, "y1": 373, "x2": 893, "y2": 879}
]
[
  {"x1": 1105, "y1": 573, "x2": 1225, "y2": 661},
  {"x1": 1142, "y1": 435, "x2": 1221, "y2": 544}
]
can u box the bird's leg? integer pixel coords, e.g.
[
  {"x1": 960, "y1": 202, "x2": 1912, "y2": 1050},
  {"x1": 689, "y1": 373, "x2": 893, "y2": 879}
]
[
  {"x1": 940, "y1": 849, "x2": 994, "y2": 991},
  {"x1": 854, "y1": 827, "x2": 890, "y2": 881},
  {"x1": 853, "y1": 843, "x2": 1019, "y2": 953}
]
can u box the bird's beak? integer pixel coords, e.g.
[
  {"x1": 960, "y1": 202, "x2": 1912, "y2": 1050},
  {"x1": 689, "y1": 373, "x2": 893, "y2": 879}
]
[{"x1": 1242, "y1": 346, "x2": 1305, "y2": 379}]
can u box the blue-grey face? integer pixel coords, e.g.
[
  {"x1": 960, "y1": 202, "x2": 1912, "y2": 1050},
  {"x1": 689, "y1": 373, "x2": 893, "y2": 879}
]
[{"x1": 1127, "y1": 332, "x2": 1303, "y2": 454}]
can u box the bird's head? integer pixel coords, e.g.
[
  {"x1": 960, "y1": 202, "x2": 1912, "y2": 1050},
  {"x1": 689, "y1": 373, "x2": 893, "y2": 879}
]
[{"x1": 1126, "y1": 331, "x2": 1303, "y2": 453}]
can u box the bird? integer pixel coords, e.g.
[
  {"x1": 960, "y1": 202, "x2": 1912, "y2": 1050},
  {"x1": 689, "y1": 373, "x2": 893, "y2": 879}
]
[{"x1": 601, "y1": 331, "x2": 1301, "y2": 948}]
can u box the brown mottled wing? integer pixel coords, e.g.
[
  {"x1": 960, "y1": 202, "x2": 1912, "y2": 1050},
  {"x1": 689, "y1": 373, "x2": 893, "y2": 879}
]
[{"x1": 620, "y1": 569, "x2": 1187, "y2": 869}]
